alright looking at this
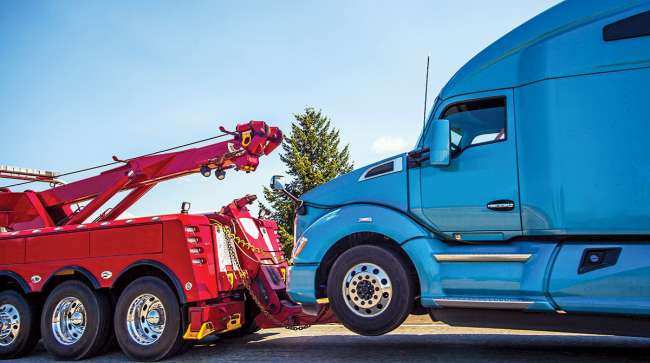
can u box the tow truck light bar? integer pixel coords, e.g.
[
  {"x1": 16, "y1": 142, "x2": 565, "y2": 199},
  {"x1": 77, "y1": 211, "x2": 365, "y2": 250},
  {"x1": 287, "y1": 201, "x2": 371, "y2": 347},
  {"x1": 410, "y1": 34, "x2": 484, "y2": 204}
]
[
  {"x1": 0, "y1": 165, "x2": 58, "y2": 178},
  {"x1": 0, "y1": 165, "x2": 65, "y2": 185}
]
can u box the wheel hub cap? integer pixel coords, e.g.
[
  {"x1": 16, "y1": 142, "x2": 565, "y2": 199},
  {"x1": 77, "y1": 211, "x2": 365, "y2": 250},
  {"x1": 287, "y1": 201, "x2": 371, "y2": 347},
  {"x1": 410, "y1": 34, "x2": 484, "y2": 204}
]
[
  {"x1": 146, "y1": 310, "x2": 161, "y2": 325},
  {"x1": 0, "y1": 304, "x2": 20, "y2": 347},
  {"x1": 51, "y1": 297, "x2": 86, "y2": 345},
  {"x1": 342, "y1": 263, "x2": 392, "y2": 317},
  {"x1": 126, "y1": 294, "x2": 166, "y2": 346}
]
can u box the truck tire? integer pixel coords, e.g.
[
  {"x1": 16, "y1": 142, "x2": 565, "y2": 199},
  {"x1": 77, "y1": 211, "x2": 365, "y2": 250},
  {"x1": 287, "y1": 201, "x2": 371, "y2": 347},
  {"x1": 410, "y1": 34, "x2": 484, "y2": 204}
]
[
  {"x1": 327, "y1": 245, "x2": 415, "y2": 335},
  {"x1": 0, "y1": 290, "x2": 40, "y2": 359},
  {"x1": 40, "y1": 280, "x2": 112, "y2": 360},
  {"x1": 114, "y1": 276, "x2": 184, "y2": 361}
]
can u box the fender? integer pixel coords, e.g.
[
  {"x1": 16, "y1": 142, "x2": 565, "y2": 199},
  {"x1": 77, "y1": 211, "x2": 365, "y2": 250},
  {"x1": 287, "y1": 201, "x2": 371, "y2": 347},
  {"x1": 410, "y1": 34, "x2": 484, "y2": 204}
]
[
  {"x1": 294, "y1": 204, "x2": 430, "y2": 264},
  {"x1": 0, "y1": 270, "x2": 31, "y2": 294},
  {"x1": 115, "y1": 260, "x2": 187, "y2": 304},
  {"x1": 42, "y1": 265, "x2": 102, "y2": 291}
]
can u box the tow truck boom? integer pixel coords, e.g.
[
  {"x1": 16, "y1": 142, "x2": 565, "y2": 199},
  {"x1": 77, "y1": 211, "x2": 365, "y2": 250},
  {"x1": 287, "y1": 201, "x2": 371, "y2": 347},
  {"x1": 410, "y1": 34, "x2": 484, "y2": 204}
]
[{"x1": 0, "y1": 121, "x2": 282, "y2": 230}]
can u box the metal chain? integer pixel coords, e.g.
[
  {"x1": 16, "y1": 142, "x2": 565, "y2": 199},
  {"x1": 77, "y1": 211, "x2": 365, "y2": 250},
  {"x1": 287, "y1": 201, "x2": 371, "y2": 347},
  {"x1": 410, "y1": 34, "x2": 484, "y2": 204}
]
[
  {"x1": 212, "y1": 219, "x2": 287, "y2": 264},
  {"x1": 213, "y1": 222, "x2": 322, "y2": 331},
  {"x1": 220, "y1": 223, "x2": 265, "y2": 254}
]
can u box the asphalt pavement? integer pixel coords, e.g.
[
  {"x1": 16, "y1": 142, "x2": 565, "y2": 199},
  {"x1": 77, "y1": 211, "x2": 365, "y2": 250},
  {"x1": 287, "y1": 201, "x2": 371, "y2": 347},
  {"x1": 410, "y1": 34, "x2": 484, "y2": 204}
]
[{"x1": 15, "y1": 316, "x2": 650, "y2": 362}]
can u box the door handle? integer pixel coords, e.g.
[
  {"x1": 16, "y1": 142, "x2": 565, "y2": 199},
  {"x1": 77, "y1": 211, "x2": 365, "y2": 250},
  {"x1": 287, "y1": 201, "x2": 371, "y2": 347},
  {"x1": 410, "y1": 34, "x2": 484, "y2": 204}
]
[{"x1": 486, "y1": 200, "x2": 515, "y2": 211}]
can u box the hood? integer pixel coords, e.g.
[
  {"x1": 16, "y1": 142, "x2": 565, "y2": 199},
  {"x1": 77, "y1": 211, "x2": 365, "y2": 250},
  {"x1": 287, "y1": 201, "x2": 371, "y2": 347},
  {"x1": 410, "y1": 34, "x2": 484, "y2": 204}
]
[{"x1": 301, "y1": 154, "x2": 409, "y2": 212}]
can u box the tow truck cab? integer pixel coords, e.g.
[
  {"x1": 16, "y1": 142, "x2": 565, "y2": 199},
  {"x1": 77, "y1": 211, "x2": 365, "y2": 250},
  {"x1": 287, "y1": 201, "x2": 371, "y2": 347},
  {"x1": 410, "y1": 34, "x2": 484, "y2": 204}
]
[{"x1": 287, "y1": 1, "x2": 650, "y2": 336}]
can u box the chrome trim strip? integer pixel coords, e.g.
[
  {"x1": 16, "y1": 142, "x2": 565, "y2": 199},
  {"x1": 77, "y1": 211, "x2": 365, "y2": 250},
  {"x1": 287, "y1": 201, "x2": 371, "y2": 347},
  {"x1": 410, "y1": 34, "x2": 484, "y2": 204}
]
[
  {"x1": 434, "y1": 299, "x2": 533, "y2": 310},
  {"x1": 433, "y1": 254, "x2": 531, "y2": 262}
]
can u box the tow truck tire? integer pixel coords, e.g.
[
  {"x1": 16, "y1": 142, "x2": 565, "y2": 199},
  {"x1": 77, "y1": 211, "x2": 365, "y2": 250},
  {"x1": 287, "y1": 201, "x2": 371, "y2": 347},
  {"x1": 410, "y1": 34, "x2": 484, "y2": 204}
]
[
  {"x1": 114, "y1": 277, "x2": 183, "y2": 361},
  {"x1": 327, "y1": 245, "x2": 415, "y2": 336},
  {"x1": 40, "y1": 281, "x2": 112, "y2": 360},
  {"x1": 0, "y1": 290, "x2": 40, "y2": 359}
]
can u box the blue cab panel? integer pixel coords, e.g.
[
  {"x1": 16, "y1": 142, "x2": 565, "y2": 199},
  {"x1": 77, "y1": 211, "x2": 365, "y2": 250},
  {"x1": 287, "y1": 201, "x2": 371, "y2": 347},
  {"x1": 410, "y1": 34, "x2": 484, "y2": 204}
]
[
  {"x1": 549, "y1": 242, "x2": 650, "y2": 315},
  {"x1": 286, "y1": 0, "x2": 650, "y2": 336}
]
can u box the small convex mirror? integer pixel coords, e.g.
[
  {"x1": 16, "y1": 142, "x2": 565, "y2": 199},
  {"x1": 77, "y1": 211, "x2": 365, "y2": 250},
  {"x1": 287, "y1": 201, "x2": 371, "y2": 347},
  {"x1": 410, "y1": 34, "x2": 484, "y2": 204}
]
[
  {"x1": 429, "y1": 119, "x2": 451, "y2": 166},
  {"x1": 270, "y1": 175, "x2": 286, "y2": 191}
]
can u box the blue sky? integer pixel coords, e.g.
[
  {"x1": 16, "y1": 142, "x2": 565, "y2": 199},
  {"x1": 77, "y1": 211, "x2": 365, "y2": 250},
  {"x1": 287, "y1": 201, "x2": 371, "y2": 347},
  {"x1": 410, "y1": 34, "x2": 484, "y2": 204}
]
[{"x1": 1, "y1": 0, "x2": 560, "y2": 218}]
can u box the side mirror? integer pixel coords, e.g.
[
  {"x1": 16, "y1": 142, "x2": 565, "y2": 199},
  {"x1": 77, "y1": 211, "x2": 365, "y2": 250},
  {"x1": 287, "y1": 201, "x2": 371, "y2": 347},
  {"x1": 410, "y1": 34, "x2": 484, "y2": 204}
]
[
  {"x1": 429, "y1": 119, "x2": 450, "y2": 166},
  {"x1": 269, "y1": 175, "x2": 303, "y2": 207},
  {"x1": 270, "y1": 175, "x2": 286, "y2": 191}
]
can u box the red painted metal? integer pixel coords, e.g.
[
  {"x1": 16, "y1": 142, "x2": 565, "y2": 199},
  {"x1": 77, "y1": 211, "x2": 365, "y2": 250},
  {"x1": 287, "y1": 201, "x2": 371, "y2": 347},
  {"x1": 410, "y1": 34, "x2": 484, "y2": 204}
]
[
  {"x1": 1, "y1": 121, "x2": 282, "y2": 230},
  {"x1": 65, "y1": 173, "x2": 131, "y2": 225},
  {"x1": 0, "y1": 121, "x2": 333, "y2": 344},
  {"x1": 98, "y1": 183, "x2": 156, "y2": 222}
]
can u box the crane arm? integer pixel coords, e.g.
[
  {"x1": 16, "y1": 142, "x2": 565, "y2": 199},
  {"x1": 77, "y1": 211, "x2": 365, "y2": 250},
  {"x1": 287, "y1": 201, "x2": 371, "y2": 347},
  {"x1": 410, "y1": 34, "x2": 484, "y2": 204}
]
[{"x1": 34, "y1": 121, "x2": 282, "y2": 225}]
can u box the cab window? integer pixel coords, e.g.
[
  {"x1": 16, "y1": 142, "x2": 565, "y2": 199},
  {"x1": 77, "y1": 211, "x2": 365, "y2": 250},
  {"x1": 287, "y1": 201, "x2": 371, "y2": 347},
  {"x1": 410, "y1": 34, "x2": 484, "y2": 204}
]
[{"x1": 440, "y1": 97, "x2": 506, "y2": 157}]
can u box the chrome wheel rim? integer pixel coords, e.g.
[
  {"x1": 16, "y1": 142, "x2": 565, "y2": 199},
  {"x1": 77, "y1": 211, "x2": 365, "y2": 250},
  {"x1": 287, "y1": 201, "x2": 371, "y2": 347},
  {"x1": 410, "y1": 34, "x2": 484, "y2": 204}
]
[
  {"x1": 342, "y1": 262, "x2": 392, "y2": 317},
  {"x1": 126, "y1": 294, "x2": 166, "y2": 346},
  {"x1": 51, "y1": 297, "x2": 86, "y2": 345},
  {"x1": 0, "y1": 304, "x2": 20, "y2": 346}
]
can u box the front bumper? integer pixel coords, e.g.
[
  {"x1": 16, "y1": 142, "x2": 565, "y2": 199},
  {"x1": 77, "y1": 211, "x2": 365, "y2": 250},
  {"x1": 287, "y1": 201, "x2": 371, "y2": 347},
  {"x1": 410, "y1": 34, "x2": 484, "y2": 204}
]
[{"x1": 286, "y1": 263, "x2": 319, "y2": 305}]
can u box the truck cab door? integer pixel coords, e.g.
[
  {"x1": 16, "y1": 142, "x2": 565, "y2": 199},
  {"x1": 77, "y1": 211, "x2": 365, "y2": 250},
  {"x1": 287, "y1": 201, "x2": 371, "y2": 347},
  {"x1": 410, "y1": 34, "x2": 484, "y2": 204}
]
[{"x1": 411, "y1": 90, "x2": 522, "y2": 239}]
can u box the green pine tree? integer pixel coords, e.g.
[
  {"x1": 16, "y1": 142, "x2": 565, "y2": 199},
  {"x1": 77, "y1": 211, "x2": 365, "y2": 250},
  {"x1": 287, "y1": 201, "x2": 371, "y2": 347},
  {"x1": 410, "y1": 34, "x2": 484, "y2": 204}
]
[{"x1": 262, "y1": 107, "x2": 354, "y2": 257}]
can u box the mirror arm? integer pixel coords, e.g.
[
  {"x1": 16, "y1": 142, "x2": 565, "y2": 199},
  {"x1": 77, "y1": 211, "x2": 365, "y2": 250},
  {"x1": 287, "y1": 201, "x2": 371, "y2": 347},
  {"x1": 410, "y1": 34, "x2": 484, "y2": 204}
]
[
  {"x1": 270, "y1": 175, "x2": 303, "y2": 208},
  {"x1": 280, "y1": 189, "x2": 302, "y2": 205},
  {"x1": 407, "y1": 147, "x2": 430, "y2": 158},
  {"x1": 407, "y1": 147, "x2": 430, "y2": 168}
]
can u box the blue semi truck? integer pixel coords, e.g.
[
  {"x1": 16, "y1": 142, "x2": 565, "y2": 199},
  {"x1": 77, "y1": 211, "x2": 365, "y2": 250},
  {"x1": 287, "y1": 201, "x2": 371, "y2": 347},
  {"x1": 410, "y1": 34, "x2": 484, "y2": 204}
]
[{"x1": 275, "y1": 1, "x2": 650, "y2": 336}]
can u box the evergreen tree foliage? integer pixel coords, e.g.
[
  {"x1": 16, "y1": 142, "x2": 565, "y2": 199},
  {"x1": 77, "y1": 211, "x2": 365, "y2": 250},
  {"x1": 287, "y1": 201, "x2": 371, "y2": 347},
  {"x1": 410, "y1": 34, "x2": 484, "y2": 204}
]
[{"x1": 262, "y1": 107, "x2": 353, "y2": 256}]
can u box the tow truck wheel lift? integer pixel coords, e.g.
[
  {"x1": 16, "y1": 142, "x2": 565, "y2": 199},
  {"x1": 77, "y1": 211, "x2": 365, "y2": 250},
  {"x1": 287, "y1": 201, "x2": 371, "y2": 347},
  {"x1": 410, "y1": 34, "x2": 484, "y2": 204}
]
[{"x1": 0, "y1": 121, "x2": 335, "y2": 361}]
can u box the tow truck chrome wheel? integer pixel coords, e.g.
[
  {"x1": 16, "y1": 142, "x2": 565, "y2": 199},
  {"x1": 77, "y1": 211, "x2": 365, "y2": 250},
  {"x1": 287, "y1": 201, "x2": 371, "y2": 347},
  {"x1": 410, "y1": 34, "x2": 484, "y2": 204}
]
[
  {"x1": 126, "y1": 294, "x2": 166, "y2": 346},
  {"x1": 0, "y1": 304, "x2": 20, "y2": 347},
  {"x1": 41, "y1": 281, "x2": 112, "y2": 360},
  {"x1": 342, "y1": 263, "x2": 392, "y2": 317},
  {"x1": 0, "y1": 291, "x2": 39, "y2": 359},
  {"x1": 51, "y1": 297, "x2": 87, "y2": 345},
  {"x1": 114, "y1": 277, "x2": 184, "y2": 361}
]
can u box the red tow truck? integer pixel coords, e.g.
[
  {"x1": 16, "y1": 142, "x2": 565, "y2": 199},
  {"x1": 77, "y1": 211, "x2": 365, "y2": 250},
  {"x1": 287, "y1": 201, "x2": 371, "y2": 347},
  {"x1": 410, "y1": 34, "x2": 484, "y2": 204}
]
[{"x1": 0, "y1": 121, "x2": 334, "y2": 361}]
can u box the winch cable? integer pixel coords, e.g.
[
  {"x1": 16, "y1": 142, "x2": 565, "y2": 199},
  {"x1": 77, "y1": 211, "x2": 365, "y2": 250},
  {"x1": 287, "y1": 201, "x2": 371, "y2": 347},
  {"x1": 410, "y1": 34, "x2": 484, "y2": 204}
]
[{"x1": 1, "y1": 133, "x2": 230, "y2": 189}]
